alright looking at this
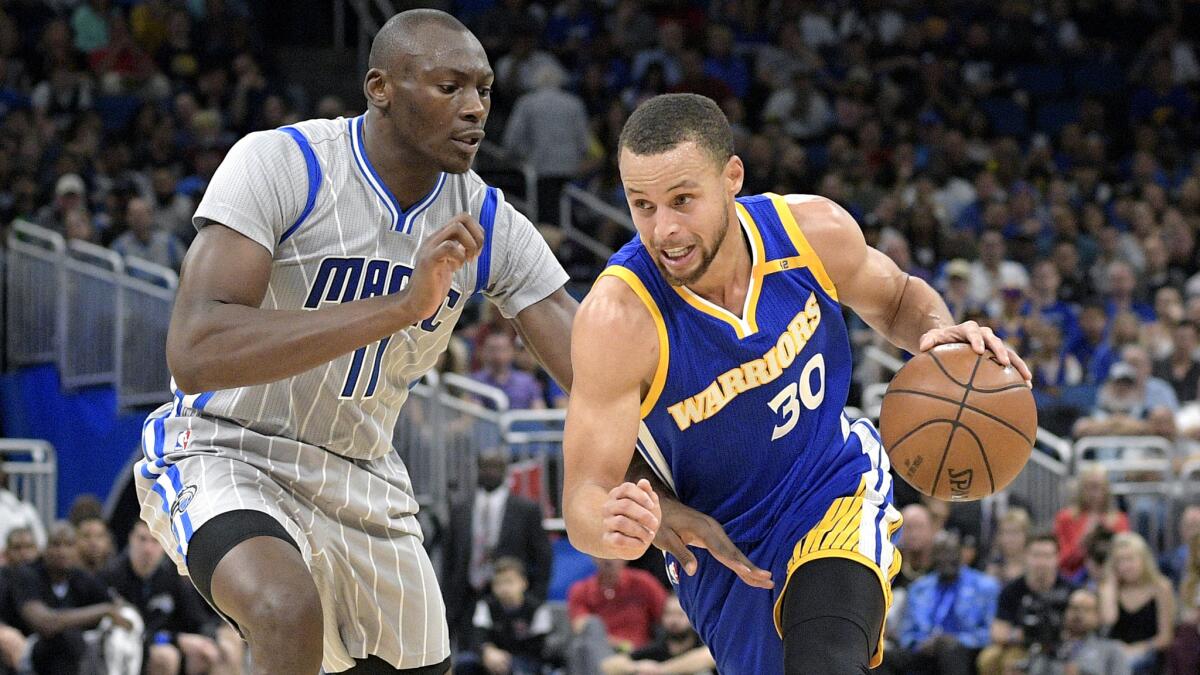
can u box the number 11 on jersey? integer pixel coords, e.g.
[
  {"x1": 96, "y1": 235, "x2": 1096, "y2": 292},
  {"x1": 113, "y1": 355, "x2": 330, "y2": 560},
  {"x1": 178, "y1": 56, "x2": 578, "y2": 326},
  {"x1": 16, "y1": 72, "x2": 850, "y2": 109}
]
[{"x1": 341, "y1": 337, "x2": 391, "y2": 399}]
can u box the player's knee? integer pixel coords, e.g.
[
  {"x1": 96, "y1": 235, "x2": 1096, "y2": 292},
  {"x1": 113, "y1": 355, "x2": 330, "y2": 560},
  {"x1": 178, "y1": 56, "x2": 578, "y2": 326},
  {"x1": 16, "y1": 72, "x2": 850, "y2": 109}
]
[
  {"x1": 784, "y1": 616, "x2": 871, "y2": 675},
  {"x1": 147, "y1": 644, "x2": 182, "y2": 675},
  {"x1": 208, "y1": 535, "x2": 322, "y2": 647},
  {"x1": 244, "y1": 578, "x2": 323, "y2": 643}
]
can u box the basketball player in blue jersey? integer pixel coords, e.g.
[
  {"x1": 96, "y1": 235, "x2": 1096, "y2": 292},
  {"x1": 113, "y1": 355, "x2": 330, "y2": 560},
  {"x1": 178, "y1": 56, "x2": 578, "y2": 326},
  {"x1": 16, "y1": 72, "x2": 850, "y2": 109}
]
[{"x1": 563, "y1": 93, "x2": 1033, "y2": 674}]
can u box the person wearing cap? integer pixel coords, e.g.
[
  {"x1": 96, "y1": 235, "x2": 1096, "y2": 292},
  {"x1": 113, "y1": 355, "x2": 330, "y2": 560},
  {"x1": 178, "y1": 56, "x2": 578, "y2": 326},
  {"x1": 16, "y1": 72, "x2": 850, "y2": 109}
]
[
  {"x1": 968, "y1": 230, "x2": 1030, "y2": 307},
  {"x1": 35, "y1": 173, "x2": 87, "y2": 234},
  {"x1": 989, "y1": 274, "x2": 1028, "y2": 341},
  {"x1": 1072, "y1": 344, "x2": 1178, "y2": 440},
  {"x1": 940, "y1": 258, "x2": 982, "y2": 322}
]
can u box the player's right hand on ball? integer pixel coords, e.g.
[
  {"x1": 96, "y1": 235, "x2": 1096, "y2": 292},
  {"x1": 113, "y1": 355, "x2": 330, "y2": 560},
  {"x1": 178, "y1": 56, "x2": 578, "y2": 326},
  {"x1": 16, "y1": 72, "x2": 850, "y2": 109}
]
[
  {"x1": 401, "y1": 213, "x2": 484, "y2": 320},
  {"x1": 602, "y1": 479, "x2": 661, "y2": 559}
]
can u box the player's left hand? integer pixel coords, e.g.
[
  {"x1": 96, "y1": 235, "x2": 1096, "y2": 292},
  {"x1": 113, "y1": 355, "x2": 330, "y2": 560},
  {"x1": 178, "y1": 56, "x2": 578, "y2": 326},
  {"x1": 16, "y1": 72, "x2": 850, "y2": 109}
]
[
  {"x1": 918, "y1": 320, "x2": 1032, "y2": 386},
  {"x1": 655, "y1": 498, "x2": 774, "y2": 590}
]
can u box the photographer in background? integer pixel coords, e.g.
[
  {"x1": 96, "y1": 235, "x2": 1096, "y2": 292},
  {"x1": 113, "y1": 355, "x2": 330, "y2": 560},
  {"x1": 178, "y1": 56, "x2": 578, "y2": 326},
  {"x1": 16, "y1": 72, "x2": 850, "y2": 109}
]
[
  {"x1": 1025, "y1": 589, "x2": 1129, "y2": 675},
  {"x1": 978, "y1": 533, "x2": 1075, "y2": 675}
]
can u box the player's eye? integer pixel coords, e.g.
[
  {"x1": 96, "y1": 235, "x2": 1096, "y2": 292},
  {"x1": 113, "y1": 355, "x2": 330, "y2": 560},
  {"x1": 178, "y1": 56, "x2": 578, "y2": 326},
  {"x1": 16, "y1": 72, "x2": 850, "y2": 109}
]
[
  {"x1": 633, "y1": 200, "x2": 653, "y2": 211},
  {"x1": 438, "y1": 84, "x2": 458, "y2": 95},
  {"x1": 478, "y1": 86, "x2": 492, "y2": 98},
  {"x1": 673, "y1": 195, "x2": 692, "y2": 207}
]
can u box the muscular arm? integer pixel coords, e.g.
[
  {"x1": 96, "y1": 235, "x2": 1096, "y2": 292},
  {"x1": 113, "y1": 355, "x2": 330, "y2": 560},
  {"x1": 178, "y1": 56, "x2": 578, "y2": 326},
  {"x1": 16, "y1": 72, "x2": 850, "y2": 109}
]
[
  {"x1": 562, "y1": 276, "x2": 660, "y2": 559},
  {"x1": 512, "y1": 286, "x2": 578, "y2": 391},
  {"x1": 168, "y1": 218, "x2": 481, "y2": 393}
]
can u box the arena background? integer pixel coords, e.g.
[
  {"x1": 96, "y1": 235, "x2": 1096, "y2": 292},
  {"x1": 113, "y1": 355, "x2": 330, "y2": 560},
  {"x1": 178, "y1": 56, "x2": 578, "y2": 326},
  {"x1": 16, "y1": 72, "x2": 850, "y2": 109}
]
[{"x1": 1, "y1": 0, "x2": 1199, "y2": 673}]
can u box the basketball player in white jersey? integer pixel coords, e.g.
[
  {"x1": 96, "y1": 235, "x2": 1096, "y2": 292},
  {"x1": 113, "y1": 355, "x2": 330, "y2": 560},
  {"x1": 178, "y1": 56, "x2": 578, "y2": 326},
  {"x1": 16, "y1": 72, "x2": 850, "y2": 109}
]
[{"x1": 133, "y1": 8, "x2": 770, "y2": 674}]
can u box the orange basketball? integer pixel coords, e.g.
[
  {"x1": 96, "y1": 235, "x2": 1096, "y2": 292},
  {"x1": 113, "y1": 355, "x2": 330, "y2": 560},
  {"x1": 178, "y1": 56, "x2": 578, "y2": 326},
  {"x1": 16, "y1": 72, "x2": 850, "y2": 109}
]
[{"x1": 879, "y1": 343, "x2": 1036, "y2": 501}]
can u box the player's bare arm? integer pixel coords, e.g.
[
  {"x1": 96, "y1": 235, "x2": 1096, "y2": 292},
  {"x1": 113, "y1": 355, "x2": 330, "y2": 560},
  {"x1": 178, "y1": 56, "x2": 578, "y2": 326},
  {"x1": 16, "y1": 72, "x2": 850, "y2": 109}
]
[
  {"x1": 167, "y1": 214, "x2": 484, "y2": 393},
  {"x1": 791, "y1": 195, "x2": 1032, "y2": 383},
  {"x1": 512, "y1": 287, "x2": 578, "y2": 391},
  {"x1": 562, "y1": 275, "x2": 662, "y2": 560}
]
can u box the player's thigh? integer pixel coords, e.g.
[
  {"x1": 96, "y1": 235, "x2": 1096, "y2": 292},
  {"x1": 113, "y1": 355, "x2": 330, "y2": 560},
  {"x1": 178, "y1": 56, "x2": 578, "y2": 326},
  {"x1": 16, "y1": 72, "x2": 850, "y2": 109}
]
[{"x1": 779, "y1": 557, "x2": 885, "y2": 675}]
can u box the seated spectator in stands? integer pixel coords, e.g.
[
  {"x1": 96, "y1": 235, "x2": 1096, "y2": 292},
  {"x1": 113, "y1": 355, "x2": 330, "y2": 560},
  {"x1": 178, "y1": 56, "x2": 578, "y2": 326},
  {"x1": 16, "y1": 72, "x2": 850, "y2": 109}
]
[
  {"x1": 938, "y1": 259, "x2": 982, "y2": 322},
  {"x1": 1025, "y1": 588, "x2": 1131, "y2": 675},
  {"x1": 968, "y1": 230, "x2": 1030, "y2": 308},
  {"x1": 63, "y1": 208, "x2": 97, "y2": 244},
  {"x1": 1024, "y1": 259, "x2": 1080, "y2": 343},
  {"x1": 895, "y1": 503, "x2": 937, "y2": 590},
  {"x1": 987, "y1": 275, "x2": 1028, "y2": 341},
  {"x1": 892, "y1": 531, "x2": 999, "y2": 675},
  {"x1": 74, "y1": 515, "x2": 113, "y2": 576},
  {"x1": 103, "y1": 521, "x2": 240, "y2": 675},
  {"x1": 1169, "y1": 531, "x2": 1200, "y2": 675},
  {"x1": 445, "y1": 452, "x2": 551, "y2": 648},
  {"x1": 460, "y1": 557, "x2": 552, "y2": 675},
  {"x1": 1055, "y1": 467, "x2": 1129, "y2": 578},
  {"x1": 1154, "y1": 320, "x2": 1200, "y2": 404},
  {"x1": 1069, "y1": 301, "x2": 1120, "y2": 385},
  {"x1": 601, "y1": 594, "x2": 715, "y2": 675},
  {"x1": 110, "y1": 196, "x2": 186, "y2": 272},
  {"x1": 0, "y1": 571, "x2": 25, "y2": 675},
  {"x1": 1071, "y1": 358, "x2": 1177, "y2": 440},
  {"x1": 8, "y1": 521, "x2": 133, "y2": 675},
  {"x1": 1099, "y1": 532, "x2": 1174, "y2": 675},
  {"x1": 148, "y1": 163, "x2": 194, "y2": 244},
  {"x1": 1026, "y1": 319, "x2": 1082, "y2": 399},
  {"x1": 984, "y1": 508, "x2": 1032, "y2": 584},
  {"x1": 1075, "y1": 526, "x2": 1116, "y2": 590},
  {"x1": 471, "y1": 333, "x2": 545, "y2": 410},
  {"x1": 1161, "y1": 504, "x2": 1200, "y2": 586},
  {"x1": 761, "y1": 67, "x2": 832, "y2": 142},
  {"x1": 1105, "y1": 260, "x2": 1156, "y2": 324},
  {"x1": 567, "y1": 558, "x2": 667, "y2": 675},
  {"x1": 35, "y1": 173, "x2": 87, "y2": 234},
  {"x1": 0, "y1": 469, "x2": 46, "y2": 554},
  {"x1": 978, "y1": 533, "x2": 1074, "y2": 675},
  {"x1": 1143, "y1": 286, "x2": 1184, "y2": 361},
  {"x1": 1, "y1": 528, "x2": 39, "y2": 571}
]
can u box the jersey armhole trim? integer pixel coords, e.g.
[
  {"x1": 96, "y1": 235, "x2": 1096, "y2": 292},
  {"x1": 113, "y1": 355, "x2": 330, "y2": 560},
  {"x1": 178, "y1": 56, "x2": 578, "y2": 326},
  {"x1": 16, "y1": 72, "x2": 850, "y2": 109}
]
[
  {"x1": 766, "y1": 192, "x2": 839, "y2": 301},
  {"x1": 277, "y1": 127, "x2": 322, "y2": 245},
  {"x1": 473, "y1": 186, "x2": 499, "y2": 295},
  {"x1": 596, "y1": 265, "x2": 669, "y2": 418}
]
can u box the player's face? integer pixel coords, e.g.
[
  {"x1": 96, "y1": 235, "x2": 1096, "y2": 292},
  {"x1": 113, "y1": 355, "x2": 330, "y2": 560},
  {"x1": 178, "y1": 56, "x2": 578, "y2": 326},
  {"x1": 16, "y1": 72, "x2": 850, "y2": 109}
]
[
  {"x1": 378, "y1": 31, "x2": 493, "y2": 174},
  {"x1": 620, "y1": 142, "x2": 744, "y2": 287}
]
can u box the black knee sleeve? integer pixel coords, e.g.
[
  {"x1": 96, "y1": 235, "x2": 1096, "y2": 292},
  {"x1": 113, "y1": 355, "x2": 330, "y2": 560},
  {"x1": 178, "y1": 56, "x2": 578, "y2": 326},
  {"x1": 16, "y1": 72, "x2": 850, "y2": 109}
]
[
  {"x1": 781, "y1": 557, "x2": 886, "y2": 675},
  {"x1": 342, "y1": 655, "x2": 452, "y2": 674},
  {"x1": 186, "y1": 509, "x2": 300, "y2": 604}
]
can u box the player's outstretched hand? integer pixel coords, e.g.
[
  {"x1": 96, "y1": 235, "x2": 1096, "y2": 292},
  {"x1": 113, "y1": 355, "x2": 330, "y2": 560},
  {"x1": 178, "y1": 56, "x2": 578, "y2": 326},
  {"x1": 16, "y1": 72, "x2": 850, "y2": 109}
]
[
  {"x1": 601, "y1": 479, "x2": 661, "y2": 560},
  {"x1": 401, "y1": 213, "x2": 485, "y2": 320},
  {"x1": 654, "y1": 498, "x2": 774, "y2": 590},
  {"x1": 918, "y1": 320, "x2": 1032, "y2": 386}
]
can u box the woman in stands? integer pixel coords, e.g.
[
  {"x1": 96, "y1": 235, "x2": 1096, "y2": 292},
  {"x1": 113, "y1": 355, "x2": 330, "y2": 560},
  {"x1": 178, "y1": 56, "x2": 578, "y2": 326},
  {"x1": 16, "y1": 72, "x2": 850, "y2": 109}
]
[
  {"x1": 1169, "y1": 532, "x2": 1200, "y2": 675},
  {"x1": 984, "y1": 508, "x2": 1032, "y2": 583},
  {"x1": 1054, "y1": 466, "x2": 1130, "y2": 578},
  {"x1": 1099, "y1": 532, "x2": 1175, "y2": 675}
]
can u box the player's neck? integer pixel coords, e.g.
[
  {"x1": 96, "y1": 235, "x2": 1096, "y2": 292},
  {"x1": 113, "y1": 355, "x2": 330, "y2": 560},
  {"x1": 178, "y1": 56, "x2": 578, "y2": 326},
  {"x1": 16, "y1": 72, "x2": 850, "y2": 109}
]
[
  {"x1": 362, "y1": 110, "x2": 444, "y2": 209},
  {"x1": 686, "y1": 221, "x2": 752, "y2": 315}
]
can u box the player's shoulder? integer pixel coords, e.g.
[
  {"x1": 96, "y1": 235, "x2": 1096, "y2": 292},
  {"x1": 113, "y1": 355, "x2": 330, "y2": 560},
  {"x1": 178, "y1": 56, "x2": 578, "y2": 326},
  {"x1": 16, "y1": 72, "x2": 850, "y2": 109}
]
[{"x1": 279, "y1": 116, "x2": 353, "y2": 146}]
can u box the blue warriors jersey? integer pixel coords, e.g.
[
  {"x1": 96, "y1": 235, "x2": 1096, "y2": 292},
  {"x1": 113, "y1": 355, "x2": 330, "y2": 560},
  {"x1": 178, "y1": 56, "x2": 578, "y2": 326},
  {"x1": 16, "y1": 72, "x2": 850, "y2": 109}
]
[{"x1": 599, "y1": 193, "x2": 901, "y2": 674}]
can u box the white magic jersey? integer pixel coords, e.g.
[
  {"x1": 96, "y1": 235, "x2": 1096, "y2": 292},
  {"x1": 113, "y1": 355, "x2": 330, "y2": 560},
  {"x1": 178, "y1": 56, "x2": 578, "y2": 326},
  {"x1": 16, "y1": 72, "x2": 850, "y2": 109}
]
[{"x1": 169, "y1": 114, "x2": 568, "y2": 460}]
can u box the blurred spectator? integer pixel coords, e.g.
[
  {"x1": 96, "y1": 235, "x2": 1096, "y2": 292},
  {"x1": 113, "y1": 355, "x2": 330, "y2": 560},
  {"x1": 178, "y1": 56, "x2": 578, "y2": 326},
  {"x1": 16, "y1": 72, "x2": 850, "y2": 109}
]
[
  {"x1": 1104, "y1": 261, "x2": 1156, "y2": 324},
  {"x1": 762, "y1": 68, "x2": 832, "y2": 142},
  {"x1": 445, "y1": 452, "x2": 551, "y2": 648},
  {"x1": 984, "y1": 508, "x2": 1032, "y2": 584},
  {"x1": 600, "y1": 594, "x2": 715, "y2": 675},
  {"x1": 110, "y1": 195, "x2": 186, "y2": 271},
  {"x1": 471, "y1": 333, "x2": 545, "y2": 410},
  {"x1": 2, "y1": 528, "x2": 39, "y2": 569},
  {"x1": 1024, "y1": 260, "x2": 1079, "y2": 344},
  {"x1": 1154, "y1": 320, "x2": 1200, "y2": 404},
  {"x1": 1025, "y1": 588, "x2": 1131, "y2": 675},
  {"x1": 72, "y1": 0, "x2": 112, "y2": 55},
  {"x1": 63, "y1": 208, "x2": 96, "y2": 243},
  {"x1": 968, "y1": 231, "x2": 1029, "y2": 308},
  {"x1": 494, "y1": 29, "x2": 561, "y2": 98},
  {"x1": 8, "y1": 522, "x2": 133, "y2": 675},
  {"x1": 1170, "y1": 530, "x2": 1200, "y2": 675},
  {"x1": 567, "y1": 558, "x2": 667, "y2": 674},
  {"x1": 630, "y1": 21, "x2": 684, "y2": 89},
  {"x1": 1144, "y1": 287, "x2": 1185, "y2": 361},
  {"x1": 503, "y1": 62, "x2": 590, "y2": 226},
  {"x1": 102, "y1": 521, "x2": 239, "y2": 675},
  {"x1": 148, "y1": 163, "x2": 194, "y2": 243},
  {"x1": 1099, "y1": 532, "x2": 1175, "y2": 675},
  {"x1": 74, "y1": 515, "x2": 113, "y2": 576},
  {"x1": 1026, "y1": 320, "x2": 1082, "y2": 399},
  {"x1": 978, "y1": 533, "x2": 1074, "y2": 675},
  {"x1": 35, "y1": 172, "x2": 86, "y2": 233},
  {"x1": 939, "y1": 259, "x2": 981, "y2": 322},
  {"x1": 891, "y1": 531, "x2": 999, "y2": 675},
  {"x1": 1161, "y1": 504, "x2": 1200, "y2": 587},
  {"x1": 1072, "y1": 357, "x2": 1177, "y2": 440},
  {"x1": 0, "y1": 528, "x2": 36, "y2": 675},
  {"x1": 702, "y1": 24, "x2": 748, "y2": 99},
  {"x1": 895, "y1": 502, "x2": 937, "y2": 590},
  {"x1": 0, "y1": 468, "x2": 45, "y2": 552},
  {"x1": 1069, "y1": 301, "x2": 1117, "y2": 385},
  {"x1": 1054, "y1": 467, "x2": 1130, "y2": 579},
  {"x1": 461, "y1": 557, "x2": 551, "y2": 675},
  {"x1": 669, "y1": 49, "x2": 732, "y2": 104}
]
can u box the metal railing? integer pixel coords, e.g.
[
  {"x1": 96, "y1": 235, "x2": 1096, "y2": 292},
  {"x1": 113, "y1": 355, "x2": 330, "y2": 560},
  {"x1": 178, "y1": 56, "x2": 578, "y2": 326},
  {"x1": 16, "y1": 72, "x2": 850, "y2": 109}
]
[
  {"x1": 0, "y1": 439, "x2": 57, "y2": 525},
  {"x1": 5, "y1": 221, "x2": 176, "y2": 409},
  {"x1": 477, "y1": 141, "x2": 539, "y2": 224},
  {"x1": 559, "y1": 184, "x2": 634, "y2": 261}
]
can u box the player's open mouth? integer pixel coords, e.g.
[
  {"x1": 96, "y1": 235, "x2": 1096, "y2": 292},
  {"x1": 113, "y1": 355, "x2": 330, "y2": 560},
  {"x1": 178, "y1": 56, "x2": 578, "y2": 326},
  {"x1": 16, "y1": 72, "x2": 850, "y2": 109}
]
[
  {"x1": 660, "y1": 245, "x2": 696, "y2": 269},
  {"x1": 452, "y1": 131, "x2": 484, "y2": 151}
]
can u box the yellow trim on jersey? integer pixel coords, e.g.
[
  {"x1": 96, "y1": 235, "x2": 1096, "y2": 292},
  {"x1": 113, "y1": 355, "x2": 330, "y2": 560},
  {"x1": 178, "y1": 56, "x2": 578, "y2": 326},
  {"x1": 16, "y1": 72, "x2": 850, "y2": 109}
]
[
  {"x1": 767, "y1": 193, "x2": 839, "y2": 301},
  {"x1": 770, "y1": 478, "x2": 902, "y2": 670},
  {"x1": 596, "y1": 265, "x2": 670, "y2": 418},
  {"x1": 670, "y1": 203, "x2": 765, "y2": 339}
]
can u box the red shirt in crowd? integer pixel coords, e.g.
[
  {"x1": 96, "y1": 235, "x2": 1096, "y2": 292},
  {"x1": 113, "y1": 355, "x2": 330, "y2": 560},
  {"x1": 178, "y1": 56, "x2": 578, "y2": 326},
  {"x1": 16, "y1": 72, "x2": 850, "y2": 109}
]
[
  {"x1": 1053, "y1": 507, "x2": 1129, "y2": 577},
  {"x1": 567, "y1": 567, "x2": 668, "y2": 649}
]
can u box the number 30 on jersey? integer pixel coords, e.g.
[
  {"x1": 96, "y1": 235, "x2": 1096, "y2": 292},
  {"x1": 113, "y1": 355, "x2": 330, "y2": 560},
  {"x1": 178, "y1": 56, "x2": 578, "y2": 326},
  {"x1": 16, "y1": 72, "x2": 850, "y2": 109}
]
[{"x1": 767, "y1": 353, "x2": 826, "y2": 440}]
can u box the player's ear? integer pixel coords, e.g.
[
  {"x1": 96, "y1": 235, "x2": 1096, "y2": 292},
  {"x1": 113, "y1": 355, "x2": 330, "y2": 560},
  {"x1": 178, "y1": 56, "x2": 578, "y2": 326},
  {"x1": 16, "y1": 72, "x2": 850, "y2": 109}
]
[
  {"x1": 363, "y1": 68, "x2": 390, "y2": 113},
  {"x1": 724, "y1": 155, "x2": 744, "y2": 197}
]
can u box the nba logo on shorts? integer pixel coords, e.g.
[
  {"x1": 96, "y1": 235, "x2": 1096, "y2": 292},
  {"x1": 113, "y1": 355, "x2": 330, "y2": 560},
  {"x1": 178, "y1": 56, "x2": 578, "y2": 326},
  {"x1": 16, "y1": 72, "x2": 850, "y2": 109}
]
[
  {"x1": 176, "y1": 429, "x2": 192, "y2": 451},
  {"x1": 665, "y1": 559, "x2": 680, "y2": 586}
]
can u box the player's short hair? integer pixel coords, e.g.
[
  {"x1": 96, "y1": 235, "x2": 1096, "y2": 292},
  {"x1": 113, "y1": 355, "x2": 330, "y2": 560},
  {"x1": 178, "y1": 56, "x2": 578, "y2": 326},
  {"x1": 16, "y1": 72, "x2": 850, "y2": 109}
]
[
  {"x1": 619, "y1": 93, "x2": 734, "y2": 167},
  {"x1": 369, "y1": 9, "x2": 470, "y2": 70},
  {"x1": 493, "y1": 556, "x2": 527, "y2": 580}
]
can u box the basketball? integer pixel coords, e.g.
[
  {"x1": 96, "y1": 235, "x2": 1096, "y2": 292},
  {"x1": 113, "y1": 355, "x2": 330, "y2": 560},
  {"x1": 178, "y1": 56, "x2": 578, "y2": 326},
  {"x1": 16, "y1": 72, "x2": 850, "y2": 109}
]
[{"x1": 879, "y1": 343, "x2": 1036, "y2": 502}]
